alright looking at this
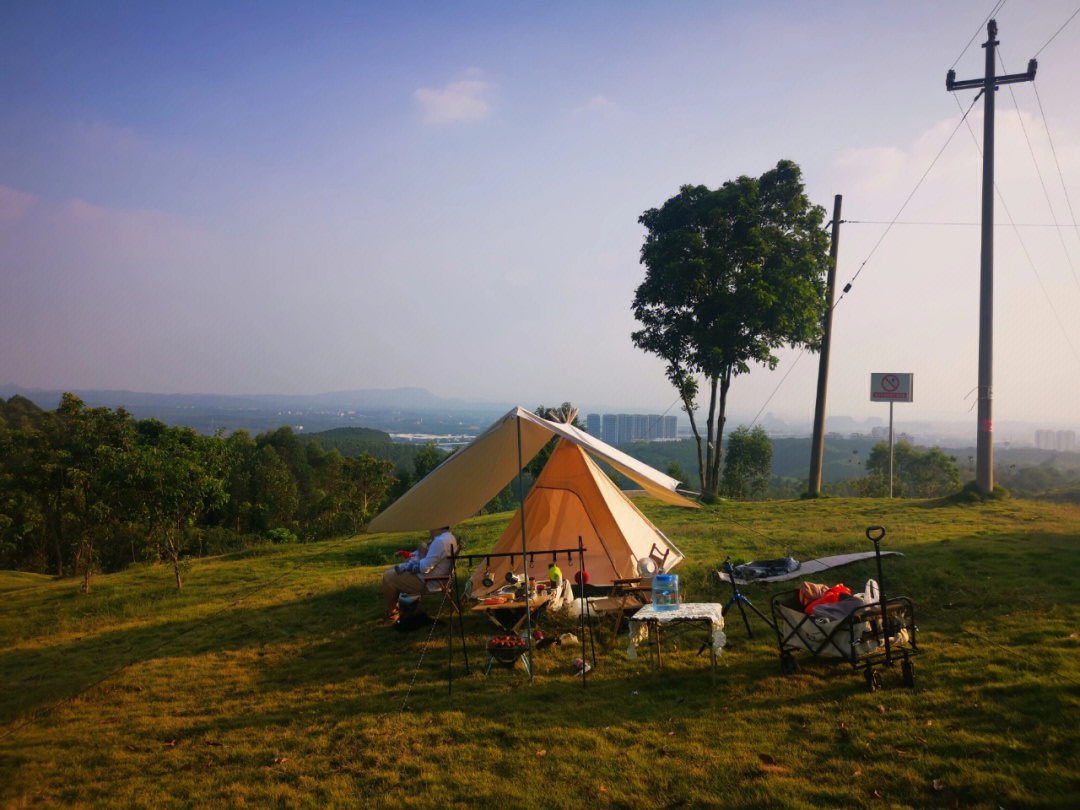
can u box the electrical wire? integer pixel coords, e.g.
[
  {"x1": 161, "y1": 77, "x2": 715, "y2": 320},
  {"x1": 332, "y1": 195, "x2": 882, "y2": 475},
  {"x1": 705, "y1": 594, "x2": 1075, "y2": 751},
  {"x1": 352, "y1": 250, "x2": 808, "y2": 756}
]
[
  {"x1": 844, "y1": 220, "x2": 1069, "y2": 227},
  {"x1": 1034, "y1": 3, "x2": 1080, "y2": 57},
  {"x1": 952, "y1": 93, "x2": 1080, "y2": 369},
  {"x1": 998, "y1": 51, "x2": 1080, "y2": 295},
  {"x1": 832, "y1": 91, "x2": 982, "y2": 311},
  {"x1": 1032, "y1": 82, "x2": 1080, "y2": 250},
  {"x1": 951, "y1": 0, "x2": 1008, "y2": 69},
  {"x1": 747, "y1": 350, "x2": 806, "y2": 430}
]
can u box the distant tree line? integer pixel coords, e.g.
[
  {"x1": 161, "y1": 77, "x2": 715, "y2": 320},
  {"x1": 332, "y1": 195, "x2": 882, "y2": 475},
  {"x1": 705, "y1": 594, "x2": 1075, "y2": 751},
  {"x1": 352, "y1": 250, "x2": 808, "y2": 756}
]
[{"x1": 0, "y1": 395, "x2": 398, "y2": 590}]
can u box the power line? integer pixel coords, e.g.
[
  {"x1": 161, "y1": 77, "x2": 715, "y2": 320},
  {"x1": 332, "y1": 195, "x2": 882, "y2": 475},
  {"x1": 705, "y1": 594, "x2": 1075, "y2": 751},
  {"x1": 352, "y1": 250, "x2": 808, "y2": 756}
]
[
  {"x1": 951, "y1": 0, "x2": 1009, "y2": 69},
  {"x1": 831, "y1": 91, "x2": 982, "y2": 311},
  {"x1": 998, "y1": 51, "x2": 1080, "y2": 295},
  {"x1": 746, "y1": 94, "x2": 984, "y2": 440},
  {"x1": 1034, "y1": 3, "x2": 1080, "y2": 58},
  {"x1": 952, "y1": 94, "x2": 1080, "y2": 369},
  {"x1": 748, "y1": 350, "x2": 806, "y2": 430},
  {"x1": 844, "y1": 220, "x2": 1070, "y2": 227},
  {"x1": 1032, "y1": 82, "x2": 1080, "y2": 251}
]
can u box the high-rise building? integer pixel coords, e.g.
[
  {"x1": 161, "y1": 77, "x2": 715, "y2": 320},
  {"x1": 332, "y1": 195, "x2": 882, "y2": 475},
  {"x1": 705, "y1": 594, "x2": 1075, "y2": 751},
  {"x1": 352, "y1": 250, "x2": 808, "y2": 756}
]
[
  {"x1": 586, "y1": 413, "x2": 601, "y2": 437},
  {"x1": 664, "y1": 415, "x2": 677, "y2": 439},
  {"x1": 617, "y1": 414, "x2": 633, "y2": 445},
  {"x1": 647, "y1": 414, "x2": 663, "y2": 440},
  {"x1": 632, "y1": 414, "x2": 649, "y2": 441},
  {"x1": 1057, "y1": 430, "x2": 1077, "y2": 452},
  {"x1": 602, "y1": 414, "x2": 618, "y2": 445}
]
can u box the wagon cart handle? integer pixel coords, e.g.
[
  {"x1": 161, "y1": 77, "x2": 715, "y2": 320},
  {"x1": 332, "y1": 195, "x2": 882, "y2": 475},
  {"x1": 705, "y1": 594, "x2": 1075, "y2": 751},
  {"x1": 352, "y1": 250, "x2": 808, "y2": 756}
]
[{"x1": 865, "y1": 525, "x2": 891, "y2": 665}]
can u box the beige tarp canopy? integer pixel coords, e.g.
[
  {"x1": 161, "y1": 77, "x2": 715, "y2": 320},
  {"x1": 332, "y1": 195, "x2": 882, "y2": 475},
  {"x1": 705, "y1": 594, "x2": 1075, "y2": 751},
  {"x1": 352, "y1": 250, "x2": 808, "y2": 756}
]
[
  {"x1": 467, "y1": 438, "x2": 685, "y2": 595},
  {"x1": 365, "y1": 406, "x2": 697, "y2": 535}
]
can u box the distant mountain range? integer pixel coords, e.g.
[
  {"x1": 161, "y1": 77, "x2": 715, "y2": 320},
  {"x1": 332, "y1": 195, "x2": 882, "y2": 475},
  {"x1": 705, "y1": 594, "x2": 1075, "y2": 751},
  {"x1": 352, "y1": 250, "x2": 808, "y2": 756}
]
[{"x1": 0, "y1": 384, "x2": 509, "y2": 415}]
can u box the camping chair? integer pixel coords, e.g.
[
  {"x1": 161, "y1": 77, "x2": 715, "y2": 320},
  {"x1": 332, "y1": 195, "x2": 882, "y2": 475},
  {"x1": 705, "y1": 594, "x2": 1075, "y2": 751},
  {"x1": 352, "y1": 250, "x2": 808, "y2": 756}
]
[{"x1": 603, "y1": 544, "x2": 674, "y2": 648}]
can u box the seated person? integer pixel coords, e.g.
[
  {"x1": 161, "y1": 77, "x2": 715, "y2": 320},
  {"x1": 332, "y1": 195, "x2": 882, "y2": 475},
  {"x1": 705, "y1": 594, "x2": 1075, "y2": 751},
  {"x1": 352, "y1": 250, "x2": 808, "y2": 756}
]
[{"x1": 381, "y1": 526, "x2": 458, "y2": 624}]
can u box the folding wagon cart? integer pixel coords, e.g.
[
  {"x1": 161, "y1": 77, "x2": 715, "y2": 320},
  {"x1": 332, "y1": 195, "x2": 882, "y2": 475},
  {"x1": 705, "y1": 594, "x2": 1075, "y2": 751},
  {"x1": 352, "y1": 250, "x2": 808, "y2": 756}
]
[{"x1": 770, "y1": 526, "x2": 920, "y2": 692}]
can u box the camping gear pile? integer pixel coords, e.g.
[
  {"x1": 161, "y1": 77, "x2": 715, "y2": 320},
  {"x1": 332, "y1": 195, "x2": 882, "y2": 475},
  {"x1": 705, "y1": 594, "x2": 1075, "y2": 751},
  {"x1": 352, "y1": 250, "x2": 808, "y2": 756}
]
[
  {"x1": 769, "y1": 527, "x2": 919, "y2": 692},
  {"x1": 367, "y1": 407, "x2": 923, "y2": 695}
]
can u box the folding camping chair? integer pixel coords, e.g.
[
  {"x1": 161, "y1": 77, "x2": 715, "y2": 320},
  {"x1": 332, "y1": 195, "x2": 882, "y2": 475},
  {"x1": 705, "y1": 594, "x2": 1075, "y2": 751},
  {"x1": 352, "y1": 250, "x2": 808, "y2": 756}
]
[{"x1": 604, "y1": 543, "x2": 675, "y2": 648}]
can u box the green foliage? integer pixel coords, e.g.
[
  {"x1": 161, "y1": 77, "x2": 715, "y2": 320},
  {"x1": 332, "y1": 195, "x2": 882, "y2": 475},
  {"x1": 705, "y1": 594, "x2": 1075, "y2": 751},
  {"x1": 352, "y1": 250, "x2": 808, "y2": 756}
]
[
  {"x1": 946, "y1": 480, "x2": 1011, "y2": 503},
  {"x1": 0, "y1": 396, "x2": 399, "y2": 586},
  {"x1": 721, "y1": 426, "x2": 773, "y2": 500},
  {"x1": 863, "y1": 441, "x2": 961, "y2": 498},
  {"x1": 665, "y1": 462, "x2": 687, "y2": 489},
  {"x1": 632, "y1": 160, "x2": 829, "y2": 495},
  {"x1": 3, "y1": 498, "x2": 1080, "y2": 807},
  {"x1": 265, "y1": 527, "x2": 298, "y2": 543},
  {"x1": 412, "y1": 442, "x2": 446, "y2": 481},
  {"x1": 299, "y1": 426, "x2": 436, "y2": 478}
]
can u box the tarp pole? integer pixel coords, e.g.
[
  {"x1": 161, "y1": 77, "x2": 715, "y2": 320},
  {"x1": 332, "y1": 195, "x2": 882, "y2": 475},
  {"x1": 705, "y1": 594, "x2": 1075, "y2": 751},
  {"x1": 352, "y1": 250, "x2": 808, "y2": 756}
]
[{"x1": 516, "y1": 417, "x2": 534, "y2": 681}]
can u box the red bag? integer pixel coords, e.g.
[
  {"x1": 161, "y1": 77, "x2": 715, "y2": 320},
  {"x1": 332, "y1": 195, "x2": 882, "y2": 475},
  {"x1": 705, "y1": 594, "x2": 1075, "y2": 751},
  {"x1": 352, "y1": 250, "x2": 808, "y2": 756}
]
[{"x1": 805, "y1": 584, "x2": 851, "y2": 616}]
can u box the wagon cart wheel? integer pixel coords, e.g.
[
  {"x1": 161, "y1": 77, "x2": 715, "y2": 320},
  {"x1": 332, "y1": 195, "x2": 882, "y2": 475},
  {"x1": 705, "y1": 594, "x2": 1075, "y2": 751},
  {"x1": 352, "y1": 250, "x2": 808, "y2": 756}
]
[
  {"x1": 780, "y1": 653, "x2": 798, "y2": 676},
  {"x1": 901, "y1": 659, "x2": 916, "y2": 688},
  {"x1": 864, "y1": 668, "x2": 882, "y2": 693}
]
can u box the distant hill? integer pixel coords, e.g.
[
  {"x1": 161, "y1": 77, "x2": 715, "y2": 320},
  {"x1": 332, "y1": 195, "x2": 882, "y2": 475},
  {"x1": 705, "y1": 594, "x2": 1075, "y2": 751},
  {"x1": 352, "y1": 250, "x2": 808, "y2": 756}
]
[
  {"x1": 0, "y1": 384, "x2": 495, "y2": 414},
  {"x1": 0, "y1": 395, "x2": 44, "y2": 431}
]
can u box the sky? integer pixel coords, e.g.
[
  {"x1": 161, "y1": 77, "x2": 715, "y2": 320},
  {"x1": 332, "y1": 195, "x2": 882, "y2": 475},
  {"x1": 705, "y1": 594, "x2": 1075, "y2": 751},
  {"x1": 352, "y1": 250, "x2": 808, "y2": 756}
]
[{"x1": 2, "y1": 0, "x2": 1080, "y2": 432}]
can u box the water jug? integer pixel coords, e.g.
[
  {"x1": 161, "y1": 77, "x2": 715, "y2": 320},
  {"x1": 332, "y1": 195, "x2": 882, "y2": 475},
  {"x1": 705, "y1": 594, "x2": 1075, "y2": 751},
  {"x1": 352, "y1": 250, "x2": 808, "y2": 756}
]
[{"x1": 652, "y1": 574, "x2": 679, "y2": 610}]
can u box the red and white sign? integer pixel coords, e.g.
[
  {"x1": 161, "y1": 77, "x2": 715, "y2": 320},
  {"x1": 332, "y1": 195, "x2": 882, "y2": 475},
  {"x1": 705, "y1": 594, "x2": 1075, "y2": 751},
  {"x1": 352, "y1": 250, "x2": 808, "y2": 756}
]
[{"x1": 870, "y1": 373, "x2": 913, "y2": 402}]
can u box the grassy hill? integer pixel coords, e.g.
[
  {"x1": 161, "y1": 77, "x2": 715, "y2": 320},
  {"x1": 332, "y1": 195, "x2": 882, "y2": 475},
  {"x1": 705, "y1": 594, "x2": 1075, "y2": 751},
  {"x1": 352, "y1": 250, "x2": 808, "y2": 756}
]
[{"x1": 2, "y1": 498, "x2": 1079, "y2": 808}]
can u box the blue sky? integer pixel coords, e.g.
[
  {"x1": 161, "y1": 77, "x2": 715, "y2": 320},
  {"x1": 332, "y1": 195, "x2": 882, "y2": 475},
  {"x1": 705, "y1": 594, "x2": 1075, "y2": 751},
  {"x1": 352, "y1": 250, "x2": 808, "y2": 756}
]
[{"x1": 3, "y1": 1, "x2": 1080, "y2": 431}]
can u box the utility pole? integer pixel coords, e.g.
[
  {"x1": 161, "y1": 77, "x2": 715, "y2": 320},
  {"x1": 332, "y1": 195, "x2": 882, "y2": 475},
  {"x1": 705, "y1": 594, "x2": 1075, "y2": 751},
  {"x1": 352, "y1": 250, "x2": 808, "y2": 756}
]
[
  {"x1": 947, "y1": 19, "x2": 1036, "y2": 494},
  {"x1": 808, "y1": 194, "x2": 842, "y2": 496}
]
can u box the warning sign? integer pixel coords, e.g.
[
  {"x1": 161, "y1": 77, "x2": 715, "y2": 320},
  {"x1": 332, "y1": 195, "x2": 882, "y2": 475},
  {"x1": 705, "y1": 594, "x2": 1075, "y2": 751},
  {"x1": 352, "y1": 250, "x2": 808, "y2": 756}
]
[{"x1": 870, "y1": 373, "x2": 913, "y2": 402}]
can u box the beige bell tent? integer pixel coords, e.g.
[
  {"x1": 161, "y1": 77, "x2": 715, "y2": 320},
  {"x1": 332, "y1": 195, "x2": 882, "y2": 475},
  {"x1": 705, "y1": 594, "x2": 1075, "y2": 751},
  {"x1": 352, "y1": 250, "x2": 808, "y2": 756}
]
[
  {"x1": 466, "y1": 437, "x2": 686, "y2": 595},
  {"x1": 365, "y1": 407, "x2": 696, "y2": 589},
  {"x1": 365, "y1": 406, "x2": 697, "y2": 534}
]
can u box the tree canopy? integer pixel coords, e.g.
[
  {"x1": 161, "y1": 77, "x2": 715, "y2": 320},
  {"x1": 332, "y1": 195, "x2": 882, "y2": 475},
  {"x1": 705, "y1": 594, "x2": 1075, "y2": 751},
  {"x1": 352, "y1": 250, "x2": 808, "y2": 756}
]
[
  {"x1": 632, "y1": 160, "x2": 829, "y2": 494},
  {"x1": 722, "y1": 426, "x2": 773, "y2": 500}
]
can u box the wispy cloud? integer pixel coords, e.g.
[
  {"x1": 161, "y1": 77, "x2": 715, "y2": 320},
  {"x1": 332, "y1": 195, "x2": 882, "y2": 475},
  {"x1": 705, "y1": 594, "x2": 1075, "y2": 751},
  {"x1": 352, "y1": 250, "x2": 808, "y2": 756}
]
[
  {"x1": 571, "y1": 94, "x2": 617, "y2": 123},
  {"x1": 413, "y1": 69, "x2": 493, "y2": 124}
]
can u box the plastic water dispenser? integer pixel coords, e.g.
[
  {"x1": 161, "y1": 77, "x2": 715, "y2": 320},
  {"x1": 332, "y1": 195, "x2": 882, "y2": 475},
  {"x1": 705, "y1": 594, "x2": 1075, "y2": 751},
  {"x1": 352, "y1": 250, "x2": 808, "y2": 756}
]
[{"x1": 652, "y1": 574, "x2": 679, "y2": 610}]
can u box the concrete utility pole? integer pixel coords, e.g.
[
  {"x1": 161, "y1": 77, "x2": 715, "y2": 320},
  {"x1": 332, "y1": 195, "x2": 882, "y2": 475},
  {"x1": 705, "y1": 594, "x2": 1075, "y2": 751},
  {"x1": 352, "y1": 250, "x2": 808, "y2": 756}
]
[
  {"x1": 947, "y1": 19, "x2": 1036, "y2": 494},
  {"x1": 808, "y1": 194, "x2": 842, "y2": 496}
]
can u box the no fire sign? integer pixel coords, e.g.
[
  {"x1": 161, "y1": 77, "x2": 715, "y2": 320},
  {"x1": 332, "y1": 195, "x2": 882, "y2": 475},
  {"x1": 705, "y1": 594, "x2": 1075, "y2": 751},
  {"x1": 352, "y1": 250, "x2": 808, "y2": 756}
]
[{"x1": 870, "y1": 373, "x2": 913, "y2": 403}]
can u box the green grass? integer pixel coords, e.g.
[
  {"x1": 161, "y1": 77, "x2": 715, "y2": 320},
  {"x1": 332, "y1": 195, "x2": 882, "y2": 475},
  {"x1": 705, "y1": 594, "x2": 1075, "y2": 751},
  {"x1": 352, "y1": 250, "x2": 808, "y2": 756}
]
[{"x1": 2, "y1": 498, "x2": 1079, "y2": 808}]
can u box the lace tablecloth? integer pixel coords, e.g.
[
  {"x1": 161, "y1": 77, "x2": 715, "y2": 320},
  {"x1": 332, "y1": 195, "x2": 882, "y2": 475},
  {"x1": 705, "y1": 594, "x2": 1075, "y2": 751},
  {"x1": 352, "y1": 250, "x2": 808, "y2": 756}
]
[{"x1": 627, "y1": 603, "x2": 726, "y2": 659}]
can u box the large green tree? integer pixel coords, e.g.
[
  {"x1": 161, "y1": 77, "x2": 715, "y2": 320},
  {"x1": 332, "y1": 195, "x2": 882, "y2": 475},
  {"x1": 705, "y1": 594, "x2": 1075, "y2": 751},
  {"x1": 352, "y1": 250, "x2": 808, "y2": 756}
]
[{"x1": 632, "y1": 160, "x2": 829, "y2": 495}]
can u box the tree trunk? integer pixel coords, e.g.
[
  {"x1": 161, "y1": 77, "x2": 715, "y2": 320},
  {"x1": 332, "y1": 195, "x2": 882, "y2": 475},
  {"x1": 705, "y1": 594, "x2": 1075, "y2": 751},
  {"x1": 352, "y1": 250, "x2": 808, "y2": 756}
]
[
  {"x1": 704, "y1": 376, "x2": 719, "y2": 494},
  {"x1": 83, "y1": 564, "x2": 92, "y2": 594},
  {"x1": 710, "y1": 367, "x2": 732, "y2": 491},
  {"x1": 173, "y1": 557, "x2": 183, "y2": 589},
  {"x1": 682, "y1": 395, "x2": 705, "y2": 493}
]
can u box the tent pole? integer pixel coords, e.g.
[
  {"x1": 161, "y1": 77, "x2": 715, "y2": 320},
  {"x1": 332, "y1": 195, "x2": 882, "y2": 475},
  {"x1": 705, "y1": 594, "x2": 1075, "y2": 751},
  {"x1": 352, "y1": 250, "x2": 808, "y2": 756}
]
[
  {"x1": 516, "y1": 417, "x2": 534, "y2": 681},
  {"x1": 577, "y1": 534, "x2": 588, "y2": 686},
  {"x1": 451, "y1": 550, "x2": 469, "y2": 673}
]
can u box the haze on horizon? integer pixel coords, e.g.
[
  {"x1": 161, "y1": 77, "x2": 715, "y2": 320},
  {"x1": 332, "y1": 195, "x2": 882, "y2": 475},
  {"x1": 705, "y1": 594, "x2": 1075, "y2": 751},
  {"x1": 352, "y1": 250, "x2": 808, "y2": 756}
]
[{"x1": 3, "y1": 1, "x2": 1080, "y2": 431}]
